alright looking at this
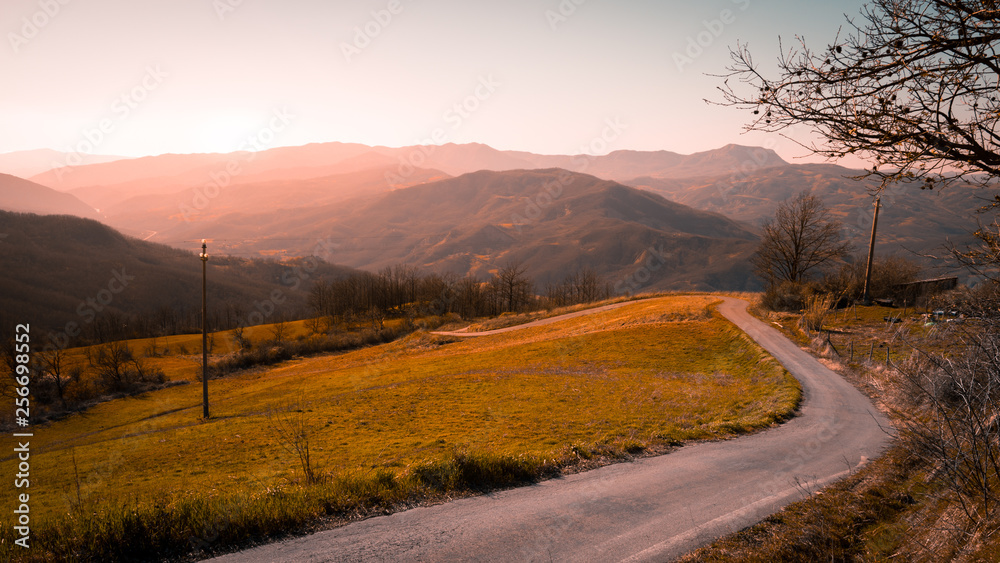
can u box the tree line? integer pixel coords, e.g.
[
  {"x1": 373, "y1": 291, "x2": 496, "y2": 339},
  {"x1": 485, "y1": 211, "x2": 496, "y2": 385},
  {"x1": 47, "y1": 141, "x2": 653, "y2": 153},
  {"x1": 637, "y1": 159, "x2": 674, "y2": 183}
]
[{"x1": 307, "y1": 263, "x2": 613, "y2": 322}]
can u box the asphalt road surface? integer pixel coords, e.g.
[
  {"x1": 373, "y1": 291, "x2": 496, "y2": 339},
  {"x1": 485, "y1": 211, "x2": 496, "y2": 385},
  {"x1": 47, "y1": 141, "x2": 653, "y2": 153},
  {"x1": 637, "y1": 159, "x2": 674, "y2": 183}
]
[{"x1": 207, "y1": 297, "x2": 892, "y2": 562}]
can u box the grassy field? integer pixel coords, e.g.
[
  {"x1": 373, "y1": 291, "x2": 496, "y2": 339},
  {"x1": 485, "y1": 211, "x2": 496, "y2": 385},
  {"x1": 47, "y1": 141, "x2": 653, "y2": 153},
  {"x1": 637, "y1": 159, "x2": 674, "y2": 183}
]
[
  {"x1": 1, "y1": 295, "x2": 800, "y2": 561},
  {"x1": 50, "y1": 316, "x2": 415, "y2": 385}
]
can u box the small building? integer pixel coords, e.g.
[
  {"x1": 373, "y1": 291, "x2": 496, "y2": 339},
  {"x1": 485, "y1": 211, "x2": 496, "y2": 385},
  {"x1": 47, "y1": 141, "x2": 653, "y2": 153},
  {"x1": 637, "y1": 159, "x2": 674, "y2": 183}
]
[{"x1": 891, "y1": 277, "x2": 959, "y2": 306}]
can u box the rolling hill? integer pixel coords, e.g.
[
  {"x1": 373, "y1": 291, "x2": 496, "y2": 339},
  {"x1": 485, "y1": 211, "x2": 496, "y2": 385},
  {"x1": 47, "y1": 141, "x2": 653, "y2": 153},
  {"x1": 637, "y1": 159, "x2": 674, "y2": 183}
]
[
  {"x1": 19, "y1": 139, "x2": 989, "y2": 289},
  {"x1": 147, "y1": 169, "x2": 761, "y2": 291},
  {"x1": 0, "y1": 211, "x2": 358, "y2": 338},
  {"x1": 100, "y1": 165, "x2": 448, "y2": 239},
  {"x1": 626, "y1": 163, "x2": 987, "y2": 273},
  {"x1": 0, "y1": 173, "x2": 101, "y2": 220}
]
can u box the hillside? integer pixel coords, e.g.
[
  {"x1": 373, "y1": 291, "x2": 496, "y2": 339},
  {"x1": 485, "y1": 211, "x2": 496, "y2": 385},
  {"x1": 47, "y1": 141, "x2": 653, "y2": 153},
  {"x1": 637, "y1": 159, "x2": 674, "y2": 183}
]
[
  {"x1": 19, "y1": 140, "x2": 987, "y2": 287},
  {"x1": 0, "y1": 174, "x2": 101, "y2": 220},
  {"x1": 28, "y1": 142, "x2": 393, "y2": 198},
  {"x1": 626, "y1": 163, "x2": 986, "y2": 273},
  {"x1": 507, "y1": 143, "x2": 788, "y2": 182},
  {"x1": 150, "y1": 169, "x2": 760, "y2": 291},
  {"x1": 0, "y1": 211, "x2": 358, "y2": 339},
  {"x1": 0, "y1": 149, "x2": 128, "y2": 179},
  {"x1": 100, "y1": 165, "x2": 448, "y2": 239}
]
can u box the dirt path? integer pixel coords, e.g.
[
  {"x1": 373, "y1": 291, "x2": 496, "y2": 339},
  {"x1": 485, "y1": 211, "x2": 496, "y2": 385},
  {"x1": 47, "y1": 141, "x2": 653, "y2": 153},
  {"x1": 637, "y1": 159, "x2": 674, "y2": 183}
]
[{"x1": 207, "y1": 297, "x2": 892, "y2": 562}]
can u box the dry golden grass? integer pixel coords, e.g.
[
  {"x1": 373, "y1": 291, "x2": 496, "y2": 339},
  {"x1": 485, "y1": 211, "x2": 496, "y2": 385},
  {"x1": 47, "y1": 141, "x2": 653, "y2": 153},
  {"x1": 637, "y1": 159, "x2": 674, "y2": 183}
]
[{"x1": 1, "y1": 295, "x2": 800, "y2": 561}]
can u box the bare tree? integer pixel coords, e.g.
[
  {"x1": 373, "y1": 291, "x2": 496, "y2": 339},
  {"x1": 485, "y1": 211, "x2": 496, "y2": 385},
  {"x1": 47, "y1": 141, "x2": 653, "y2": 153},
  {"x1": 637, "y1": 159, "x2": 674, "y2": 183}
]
[
  {"x1": 752, "y1": 192, "x2": 853, "y2": 285},
  {"x1": 492, "y1": 260, "x2": 533, "y2": 313},
  {"x1": 36, "y1": 348, "x2": 69, "y2": 407},
  {"x1": 366, "y1": 307, "x2": 385, "y2": 331},
  {"x1": 269, "y1": 319, "x2": 289, "y2": 344},
  {"x1": 720, "y1": 0, "x2": 1000, "y2": 277},
  {"x1": 303, "y1": 315, "x2": 332, "y2": 336},
  {"x1": 546, "y1": 268, "x2": 611, "y2": 307},
  {"x1": 719, "y1": 0, "x2": 1000, "y2": 189},
  {"x1": 308, "y1": 280, "x2": 336, "y2": 318},
  {"x1": 232, "y1": 324, "x2": 252, "y2": 351},
  {"x1": 87, "y1": 341, "x2": 159, "y2": 391}
]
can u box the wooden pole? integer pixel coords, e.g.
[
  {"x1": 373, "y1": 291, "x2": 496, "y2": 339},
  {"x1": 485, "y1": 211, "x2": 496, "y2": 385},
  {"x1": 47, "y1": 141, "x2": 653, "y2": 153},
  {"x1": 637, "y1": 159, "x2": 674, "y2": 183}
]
[
  {"x1": 201, "y1": 240, "x2": 209, "y2": 419},
  {"x1": 862, "y1": 195, "x2": 881, "y2": 304}
]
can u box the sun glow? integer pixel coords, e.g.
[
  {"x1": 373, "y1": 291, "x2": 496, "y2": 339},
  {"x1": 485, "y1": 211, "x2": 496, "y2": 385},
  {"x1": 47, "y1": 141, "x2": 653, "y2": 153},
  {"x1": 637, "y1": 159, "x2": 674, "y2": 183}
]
[{"x1": 194, "y1": 113, "x2": 266, "y2": 154}]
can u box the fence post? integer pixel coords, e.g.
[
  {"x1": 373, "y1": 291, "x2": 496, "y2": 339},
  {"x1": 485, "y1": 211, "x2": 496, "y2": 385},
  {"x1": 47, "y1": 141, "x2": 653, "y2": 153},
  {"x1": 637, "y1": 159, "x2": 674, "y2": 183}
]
[{"x1": 868, "y1": 342, "x2": 875, "y2": 362}]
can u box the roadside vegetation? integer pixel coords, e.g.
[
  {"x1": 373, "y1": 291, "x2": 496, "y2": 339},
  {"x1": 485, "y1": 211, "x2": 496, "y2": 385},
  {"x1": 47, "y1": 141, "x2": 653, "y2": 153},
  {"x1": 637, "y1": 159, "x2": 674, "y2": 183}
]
[
  {"x1": 0, "y1": 295, "x2": 799, "y2": 562},
  {"x1": 684, "y1": 282, "x2": 1000, "y2": 561}
]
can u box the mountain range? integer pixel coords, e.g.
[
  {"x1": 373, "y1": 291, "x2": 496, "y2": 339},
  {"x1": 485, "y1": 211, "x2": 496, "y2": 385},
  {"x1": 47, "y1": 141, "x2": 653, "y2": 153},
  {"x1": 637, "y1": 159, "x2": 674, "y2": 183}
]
[
  {"x1": 2, "y1": 141, "x2": 989, "y2": 314},
  {"x1": 0, "y1": 149, "x2": 129, "y2": 180},
  {"x1": 150, "y1": 168, "x2": 760, "y2": 290}
]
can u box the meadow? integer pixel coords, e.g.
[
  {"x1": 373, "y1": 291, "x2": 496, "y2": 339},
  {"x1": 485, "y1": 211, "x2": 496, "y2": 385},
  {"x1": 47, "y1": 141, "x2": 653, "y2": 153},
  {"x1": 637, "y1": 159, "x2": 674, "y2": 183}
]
[{"x1": 1, "y1": 295, "x2": 800, "y2": 561}]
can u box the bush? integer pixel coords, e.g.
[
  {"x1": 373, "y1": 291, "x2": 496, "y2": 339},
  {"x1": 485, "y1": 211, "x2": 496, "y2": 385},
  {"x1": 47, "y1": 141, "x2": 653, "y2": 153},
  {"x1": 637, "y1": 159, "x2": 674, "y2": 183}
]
[
  {"x1": 211, "y1": 317, "x2": 449, "y2": 378},
  {"x1": 761, "y1": 281, "x2": 814, "y2": 312},
  {"x1": 822, "y1": 254, "x2": 922, "y2": 302}
]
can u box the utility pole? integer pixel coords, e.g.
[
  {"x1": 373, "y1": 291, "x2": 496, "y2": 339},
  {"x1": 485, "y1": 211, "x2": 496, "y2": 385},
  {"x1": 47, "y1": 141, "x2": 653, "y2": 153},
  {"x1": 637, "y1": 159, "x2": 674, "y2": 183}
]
[
  {"x1": 200, "y1": 239, "x2": 210, "y2": 419},
  {"x1": 861, "y1": 195, "x2": 881, "y2": 304}
]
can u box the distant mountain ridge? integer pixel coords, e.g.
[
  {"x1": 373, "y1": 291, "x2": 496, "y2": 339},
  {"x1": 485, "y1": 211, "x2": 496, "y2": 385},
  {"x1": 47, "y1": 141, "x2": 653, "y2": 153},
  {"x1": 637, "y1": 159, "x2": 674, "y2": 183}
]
[
  {"x1": 151, "y1": 168, "x2": 760, "y2": 292},
  {"x1": 0, "y1": 149, "x2": 129, "y2": 179},
  {"x1": 626, "y1": 162, "x2": 985, "y2": 274},
  {"x1": 28, "y1": 141, "x2": 787, "y2": 196},
  {"x1": 0, "y1": 173, "x2": 101, "y2": 220},
  {"x1": 12, "y1": 139, "x2": 984, "y2": 290}
]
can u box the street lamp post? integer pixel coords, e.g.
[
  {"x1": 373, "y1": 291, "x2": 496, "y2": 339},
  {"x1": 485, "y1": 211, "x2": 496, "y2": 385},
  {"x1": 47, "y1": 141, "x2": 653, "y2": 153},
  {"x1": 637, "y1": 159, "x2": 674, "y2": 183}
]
[{"x1": 200, "y1": 239, "x2": 209, "y2": 419}]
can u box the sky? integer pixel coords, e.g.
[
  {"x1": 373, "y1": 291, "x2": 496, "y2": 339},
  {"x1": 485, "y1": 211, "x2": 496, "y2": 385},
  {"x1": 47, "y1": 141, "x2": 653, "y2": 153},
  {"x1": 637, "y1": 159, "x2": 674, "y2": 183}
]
[{"x1": 2, "y1": 0, "x2": 870, "y2": 165}]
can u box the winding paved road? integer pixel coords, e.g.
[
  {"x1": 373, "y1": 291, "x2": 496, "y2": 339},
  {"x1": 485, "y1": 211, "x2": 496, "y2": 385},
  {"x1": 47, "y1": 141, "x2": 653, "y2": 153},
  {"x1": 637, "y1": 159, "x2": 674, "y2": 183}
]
[{"x1": 208, "y1": 297, "x2": 892, "y2": 562}]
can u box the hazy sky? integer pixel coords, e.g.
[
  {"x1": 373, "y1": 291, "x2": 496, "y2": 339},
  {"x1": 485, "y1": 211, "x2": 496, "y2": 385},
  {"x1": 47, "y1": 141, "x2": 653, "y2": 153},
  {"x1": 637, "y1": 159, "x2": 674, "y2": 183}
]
[{"x1": 2, "y1": 0, "x2": 869, "y2": 164}]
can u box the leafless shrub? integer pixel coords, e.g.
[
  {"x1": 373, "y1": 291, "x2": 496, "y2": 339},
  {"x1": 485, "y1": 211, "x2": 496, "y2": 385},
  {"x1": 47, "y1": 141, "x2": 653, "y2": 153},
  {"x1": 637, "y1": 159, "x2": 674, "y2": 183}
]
[
  {"x1": 269, "y1": 320, "x2": 289, "y2": 344},
  {"x1": 266, "y1": 401, "x2": 328, "y2": 485},
  {"x1": 232, "y1": 325, "x2": 252, "y2": 351},
  {"x1": 799, "y1": 293, "x2": 835, "y2": 333},
  {"x1": 143, "y1": 336, "x2": 162, "y2": 358},
  {"x1": 893, "y1": 316, "x2": 1000, "y2": 526},
  {"x1": 36, "y1": 348, "x2": 69, "y2": 407},
  {"x1": 303, "y1": 315, "x2": 332, "y2": 336},
  {"x1": 366, "y1": 307, "x2": 385, "y2": 332},
  {"x1": 87, "y1": 341, "x2": 164, "y2": 392}
]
